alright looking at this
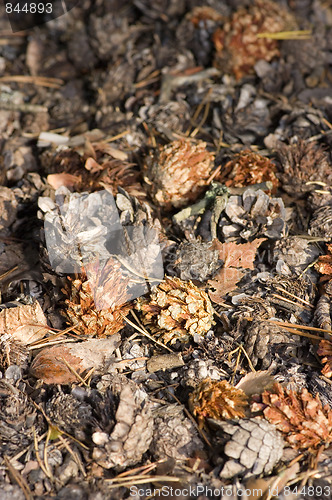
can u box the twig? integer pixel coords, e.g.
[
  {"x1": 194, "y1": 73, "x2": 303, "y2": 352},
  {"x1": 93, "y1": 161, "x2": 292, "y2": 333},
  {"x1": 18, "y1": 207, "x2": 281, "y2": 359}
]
[{"x1": 4, "y1": 455, "x2": 33, "y2": 500}]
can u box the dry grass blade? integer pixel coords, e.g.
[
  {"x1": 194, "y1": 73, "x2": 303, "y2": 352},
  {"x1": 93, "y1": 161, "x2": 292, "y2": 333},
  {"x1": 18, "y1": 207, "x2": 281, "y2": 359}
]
[
  {"x1": 106, "y1": 475, "x2": 181, "y2": 488},
  {"x1": 0, "y1": 75, "x2": 63, "y2": 87},
  {"x1": 257, "y1": 30, "x2": 312, "y2": 39},
  {"x1": 123, "y1": 311, "x2": 173, "y2": 353}
]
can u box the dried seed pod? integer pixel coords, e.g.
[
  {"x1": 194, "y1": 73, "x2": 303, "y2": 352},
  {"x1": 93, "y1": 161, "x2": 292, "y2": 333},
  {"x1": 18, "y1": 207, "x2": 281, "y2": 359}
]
[
  {"x1": 92, "y1": 376, "x2": 154, "y2": 469},
  {"x1": 210, "y1": 417, "x2": 284, "y2": 479},
  {"x1": 168, "y1": 239, "x2": 221, "y2": 282},
  {"x1": 150, "y1": 404, "x2": 204, "y2": 461},
  {"x1": 219, "y1": 188, "x2": 286, "y2": 241},
  {"x1": 254, "y1": 382, "x2": 332, "y2": 452},
  {"x1": 244, "y1": 320, "x2": 297, "y2": 370},
  {"x1": 220, "y1": 150, "x2": 278, "y2": 192},
  {"x1": 213, "y1": 0, "x2": 295, "y2": 80},
  {"x1": 145, "y1": 139, "x2": 214, "y2": 210},
  {"x1": 64, "y1": 261, "x2": 132, "y2": 337},
  {"x1": 136, "y1": 276, "x2": 214, "y2": 344},
  {"x1": 276, "y1": 140, "x2": 332, "y2": 204},
  {"x1": 189, "y1": 379, "x2": 249, "y2": 428}
]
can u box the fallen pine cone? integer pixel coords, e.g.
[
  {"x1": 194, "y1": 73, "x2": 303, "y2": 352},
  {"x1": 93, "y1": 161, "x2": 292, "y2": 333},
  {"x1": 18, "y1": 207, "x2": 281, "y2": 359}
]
[
  {"x1": 252, "y1": 382, "x2": 332, "y2": 452},
  {"x1": 136, "y1": 276, "x2": 214, "y2": 344},
  {"x1": 145, "y1": 139, "x2": 214, "y2": 210},
  {"x1": 189, "y1": 378, "x2": 249, "y2": 428},
  {"x1": 210, "y1": 417, "x2": 284, "y2": 479}
]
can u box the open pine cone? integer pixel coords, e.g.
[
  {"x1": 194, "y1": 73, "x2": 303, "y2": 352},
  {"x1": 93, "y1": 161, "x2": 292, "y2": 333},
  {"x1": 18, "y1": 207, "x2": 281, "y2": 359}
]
[
  {"x1": 213, "y1": 0, "x2": 295, "y2": 80},
  {"x1": 189, "y1": 379, "x2": 249, "y2": 428},
  {"x1": 136, "y1": 276, "x2": 214, "y2": 344},
  {"x1": 64, "y1": 258, "x2": 132, "y2": 337},
  {"x1": 145, "y1": 139, "x2": 214, "y2": 210}
]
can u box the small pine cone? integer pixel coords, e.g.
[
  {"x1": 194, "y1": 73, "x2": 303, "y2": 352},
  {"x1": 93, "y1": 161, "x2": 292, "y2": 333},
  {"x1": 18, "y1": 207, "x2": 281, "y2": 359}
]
[
  {"x1": 145, "y1": 139, "x2": 214, "y2": 210},
  {"x1": 46, "y1": 392, "x2": 92, "y2": 441},
  {"x1": 0, "y1": 334, "x2": 29, "y2": 371},
  {"x1": 210, "y1": 417, "x2": 284, "y2": 479},
  {"x1": 276, "y1": 140, "x2": 332, "y2": 204},
  {"x1": 136, "y1": 276, "x2": 214, "y2": 345},
  {"x1": 179, "y1": 359, "x2": 225, "y2": 390},
  {"x1": 167, "y1": 240, "x2": 221, "y2": 282},
  {"x1": 64, "y1": 259, "x2": 132, "y2": 337},
  {"x1": 189, "y1": 379, "x2": 249, "y2": 428},
  {"x1": 220, "y1": 150, "x2": 278, "y2": 192},
  {"x1": 219, "y1": 188, "x2": 286, "y2": 241},
  {"x1": 318, "y1": 340, "x2": 332, "y2": 379},
  {"x1": 0, "y1": 380, "x2": 40, "y2": 457},
  {"x1": 310, "y1": 206, "x2": 332, "y2": 239},
  {"x1": 244, "y1": 320, "x2": 297, "y2": 370},
  {"x1": 92, "y1": 376, "x2": 154, "y2": 469},
  {"x1": 272, "y1": 236, "x2": 322, "y2": 276},
  {"x1": 213, "y1": 0, "x2": 295, "y2": 80},
  {"x1": 150, "y1": 404, "x2": 204, "y2": 461},
  {"x1": 254, "y1": 382, "x2": 332, "y2": 452}
]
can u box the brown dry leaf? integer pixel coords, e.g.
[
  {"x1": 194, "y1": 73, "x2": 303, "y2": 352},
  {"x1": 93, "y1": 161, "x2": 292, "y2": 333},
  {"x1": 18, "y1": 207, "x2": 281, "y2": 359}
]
[
  {"x1": 253, "y1": 382, "x2": 332, "y2": 452},
  {"x1": 189, "y1": 378, "x2": 249, "y2": 428},
  {"x1": 0, "y1": 302, "x2": 49, "y2": 345},
  {"x1": 47, "y1": 172, "x2": 81, "y2": 189},
  {"x1": 208, "y1": 238, "x2": 265, "y2": 303},
  {"x1": 317, "y1": 339, "x2": 332, "y2": 378},
  {"x1": 30, "y1": 335, "x2": 121, "y2": 384},
  {"x1": 84, "y1": 157, "x2": 104, "y2": 173},
  {"x1": 236, "y1": 370, "x2": 274, "y2": 397}
]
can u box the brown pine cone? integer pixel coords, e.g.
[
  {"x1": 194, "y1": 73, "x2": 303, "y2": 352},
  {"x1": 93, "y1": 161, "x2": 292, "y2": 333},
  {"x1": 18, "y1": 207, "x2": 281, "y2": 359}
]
[
  {"x1": 136, "y1": 276, "x2": 215, "y2": 344},
  {"x1": 213, "y1": 0, "x2": 295, "y2": 80},
  {"x1": 210, "y1": 417, "x2": 284, "y2": 479},
  {"x1": 309, "y1": 205, "x2": 332, "y2": 239},
  {"x1": 220, "y1": 150, "x2": 278, "y2": 192},
  {"x1": 276, "y1": 140, "x2": 332, "y2": 206},
  {"x1": 145, "y1": 139, "x2": 214, "y2": 210},
  {"x1": 189, "y1": 379, "x2": 249, "y2": 428}
]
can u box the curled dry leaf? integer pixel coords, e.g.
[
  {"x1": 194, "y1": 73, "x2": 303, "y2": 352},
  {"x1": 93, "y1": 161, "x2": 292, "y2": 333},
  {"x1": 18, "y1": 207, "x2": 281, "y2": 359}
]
[
  {"x1": 189, "y1": 378, "x2": 249, "y2": 428},
  {"x1": 47, "y1": 172, "x2": 81, "y2": 189},
  {"x1": 0, "y1": 302, "x2": 48, "y2": 345},
  {"x1": 235, "y1": 370, "x2": 275, "y2": 397},
  {"x1": 208, "y1": 238, "x2": 265, "y2": 303},
  {"x1": 30, "y1": 335, "x2": 121, "y2": 384},
  {"x1": 252, "y1": 382, "x2": 332, "y2": 451}
]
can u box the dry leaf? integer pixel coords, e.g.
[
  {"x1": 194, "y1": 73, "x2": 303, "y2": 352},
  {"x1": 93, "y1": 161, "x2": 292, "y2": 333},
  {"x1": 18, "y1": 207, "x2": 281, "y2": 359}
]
[
  {"x1": 208, "y1": 238, "x2": 265, "y2": 304},
  {"x1": 252, "y1": 382, "x2": 332, "y2": 452},
  {"x1": 30, "y1": 335, "x2": 121, "y2": 384},
  {"x1": 84, "y1": 157, "x2": 104, "y2": 173},
  {"x1": 315, "y1": 243, "x2": 332, "y2": 280},
  {"x1": 236, "y1": 370, "x2": 274, "y2": 397},
  {"x1": 47, "y1": 172, "x2": 81, "y2": 189},
  {"x1": 0, "y1": 302, "x2": 48, "y2": 345}
]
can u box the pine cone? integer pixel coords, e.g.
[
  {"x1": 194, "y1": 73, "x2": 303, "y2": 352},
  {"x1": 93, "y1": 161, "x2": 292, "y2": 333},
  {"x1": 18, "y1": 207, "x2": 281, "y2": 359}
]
[
  {"x1": 167, "y1": 239, "x2": 221, "y2": 282},
  {"x1": 64, "y1": 260, "x2": 132, "y2": 337},
  {"x1": 150, "y1": 404, "x2": 204, "y2": 461},
  {"x1": 219, "y1": 188, "x2": 286, "y2": 241},
  {"x1": 277, "y1": 140, "x2": 332, "y2": 204},
  {"x1": 145, "y1": 139, "x2": 214, "y2": 210},
  {"x1": 244, "y1": 320, "x2": 297, "y2": 370},
  {"x1": 253, "y1": 382, "x2": 332, "y2": 451},
  {"x1": 92, "y1": 376, "x2": 154, "y2": 469},
  {"x1": 189, "y1": 379, "x2": 249, "y2": 428},
  {"x1": 318, "y1": 340, "x2": 332, "y2": 379},
  {"x1": 46, "y1": 392, "x2": 92, "y2": 441},
  {"x1": 210, "y1": 417, "x2": 284, "y2": 479},
  {"x1": 136, "y1": 276, "x2": 214, "y2": 344},
  {"x1": 213, "y1": 0, "x2": 295, "y2": 80},
  {"x1": 0, "y1": 380, "x2": 40, "y2": 457},
  {"x1": 220, "y1": 150, "x2": 278, "y2": 192},
  {"x1": 0, "y1": 334, "x2": 28, "y2": 371},
  {"x1": 309, "y1": 206, "x2": 332, "y2": 240}
]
